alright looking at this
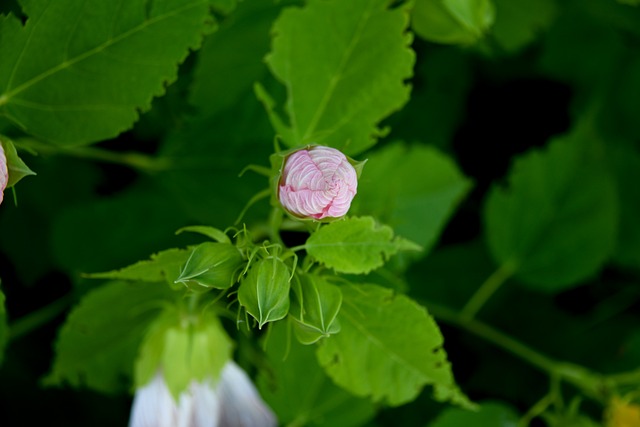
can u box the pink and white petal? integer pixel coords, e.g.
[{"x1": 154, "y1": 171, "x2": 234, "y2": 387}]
[
  {"x1": 129, "y1": 373, "x2": 179, "y2": 427},
  {"x1": 0, "y1": 143, "x2": 7, "y2": 205}
]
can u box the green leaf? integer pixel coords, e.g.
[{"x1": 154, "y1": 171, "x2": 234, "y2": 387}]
[
  {"x1": 0, "y1": 0, "x2": 211, "y2": 146},
  {"x1": 305, "y1": 216, "x2": 421, "y2": 274},
  {"x1": 412, "y1": 0, "x2": 495, "y2": 45},
  {"x1": 0, "y1": 288, "x2": 7, "y2": 366},
  {"x1": 484, "y1": 130, "x2": 618, "y2": 292},
  {"x1": 135, "y1": 308, "x2": 232, "y2": 398},
  {"x1": 258, "y1": 321, "x2": 375, "y2": 427},
  {"x1": 490, "y1": 0, "x2": 557, "y2": 53},
  {"x1": 352, "y1": 142, "x2": 472, "y2": 253},
  {"x1": 175, "y1": 242, "x2": 244, "y2": 290},
  {"x1": 189, "y1": 0, "x2": 283, "y2": 118},
  {"x1": 316, "y1": 283, "x2": 471, "y2": 407},
  {"x1": 238, "y1": 256, "x2": 291, "y2": 328},
  {"x1": 46, "y1": 281, "x2": 176, "y2": 393},
  {"x1": 176, "y1": 225, "x2": 231, "y2": 244},
  {"x1": 262, "y1": 0, "x2": 414, "y2": 156},
  {"x1": 86, "y1": 248, "x2": 190, "y2": 285},
  {"x1": 290, "y1": 274, "x2": 342, "y2": 345},
  {"x1": 427, "y1": 400, "x2": 519, "y2": 427},
  {"x1": 610, "y1": 145, "x2": 640, "y2": 269},
  {"x1": 0, "y1": 136, "x2": 35, "y2": 188}
]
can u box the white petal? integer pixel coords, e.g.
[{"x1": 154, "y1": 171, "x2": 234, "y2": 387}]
[
  {"x1": 129, "y1": 373, "x2": 179, "y2": 427},
  {"x1": 189, "y1": 378, "x2": 221, "y2": 427},
  {"x1": 217, "y1": 362, "x2": 277, "y2": 427}
]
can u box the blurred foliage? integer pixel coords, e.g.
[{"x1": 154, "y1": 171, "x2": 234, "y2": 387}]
[{"x1": 0, "y1": 0, "x2": 639, "y2": 426}]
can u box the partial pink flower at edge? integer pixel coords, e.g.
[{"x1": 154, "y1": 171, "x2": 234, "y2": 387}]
[
  {"x1": 278, "y1": 146, "x2": 358, "y2": 220},
  {"x1": 0, "y1": 142, "x2": 7, "y2": 206}
]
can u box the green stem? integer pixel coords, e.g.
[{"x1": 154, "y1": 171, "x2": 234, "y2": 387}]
[
  {"x1": 269, "y1": 207, "x2": 284, "y2": 246},
  {"x1": 8, "y1": 294, "x2": 75, "y2": 341},
  {"x1": 14, "y1": 137, "x2": 170, "y2": 173},
  {"x1": 428, "y1": 302, "x2": 614, "y2": 403},
  {"x1": 460, "y1": 260, "x2": 517, "y2": 320}
]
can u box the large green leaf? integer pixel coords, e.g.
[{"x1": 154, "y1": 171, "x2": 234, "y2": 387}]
[
  {"x1": 316, "y1": 283, "x2": 471, "y2": 407},
  {"x1": 260, "y1": 0, "x2": 414, "y2": 156},
  {"x1": 427, "y1": 401, "x2": 518, "y2": 427},
  {"x1": 0, "y1": 0, "x2": 211, "y2": 145},
  {"x1": 258, "y1": 321, "x2": 375, "y2": 427},
  {"x1": 189, "y1": 0, "x2": 283, "y2": 118},
  {"x1": 484, "y1": 130, "x2": 618, "y2": 291},
  {"x1": 352, "y1": 142, "x2": 472, "y2": 253},
  {"x1": 45, "y1": 280, "x2": 176, "y2": 393},
  {"x1": 305, "y1": 216, "x2": 421, "y2": 274}
]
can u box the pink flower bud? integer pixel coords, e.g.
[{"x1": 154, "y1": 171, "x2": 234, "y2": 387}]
[
  {"x1": 278, "y1": 146, "x2": 358, "y2": 220},
  {"x1": 0, "y1": 143, "x2": 7, "y2": 205}
]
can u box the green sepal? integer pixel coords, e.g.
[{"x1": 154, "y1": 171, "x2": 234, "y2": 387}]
[
  {"x1": 289, "y1": 274, "x2": 342, "y2": 345},
  {"x1": 175, "y1": 242, "x2": 245, "y2": 290},
  {"x1": 238, "y1": 255, "x2": 291, "y2": 328},
  {"x1": 412, "y1": 0, "x2": 495, "y2": 45},
  {"x1": 175, "y1": 225, "x2": 231, "y2": 244},
  {"x1": 134, "y1": 307, "x2": 232, "y2": 399},
  {"x1": 0, "y1": 136, "x2": 36, "y2": 188}
]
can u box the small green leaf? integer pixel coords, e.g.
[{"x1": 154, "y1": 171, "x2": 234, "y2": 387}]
[
  {"x1": 484, "y1": 129, "x2": 618, "y2": 291},
  {"x1": 412, "y1": 0, "x2": 495, "y2": 45},
  {"x1": 0, "y1": 136, "x2": 35, "y2": 188},
  {"x1": 258, "y1": 321, "x2": 376, "y2": 427},
  {"x1": 86, "y1": 248, "x2": 190, "y2": 285},
  {"x1": 352, "y1": 142, "x2": 472, "y2": 254},
  {"x1": 290, "y1": 274, "x2": 342, "y2": 345},
  {"x1": 46, "y1": 281, "x2": 176, "y2": 393},
  {"x1": 0, "y1": 0, "x2": 211, "y2": 145},
  {"x1": 134, "y1": 308, "x2": 232, "y2": 398},
  {"x1": 238, "y1": 256, "x2": 291, "y2": 328},
  {"x1": 316, "y1": 283, "x2": 471, "y2": 407},
  {"x1": 175, "y1": 242, "x2": 245, "y2": 290},
  {"x1": 427, "y1": 400, "x2": 519, "y2": 427},
  {"x1": 262, "y1": 0, "x2": 415, "y2": 155},
  {"x1": 490, "y1": 0, "x2": 557, "y2": 53},
  {"x1": 176, "y1": 226, "x2": 231, "y2": 244},
  {"x1": 305, "y1": 216, "x2": 421, "y2": 274},
  {"x1": 0, "y1": 288, "x2": 7, "y2": 366}
]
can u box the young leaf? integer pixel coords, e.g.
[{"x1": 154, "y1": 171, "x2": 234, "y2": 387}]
[
  {"x1": 305, "y1": 216, "x2": 421, "y2": 274},
  {"x1": 290, "y1": 274, "x2": 342, "y2": 345},
  {"x1": 316, "y1": 283, "x2": 471, "y2": 407},
  {"x1": 352, "y1": 142, "x2": 472, "y2": 254},
  {"x1": 175, "y1": 225, "x2": 231, "y2": 244},
  {"x1": 238, "y1": 256, "x2": 291, "y2": 328},
  {"x1": 134, "y1": 308, "x2": 232, "y2": 398},
  {"x1": 86, "y1": 248, "x2": 190, "y2": 285},
  {"x1": 258, "y1": 321, "x2": 375, "y2": 427},
  {"x1": 175, "y1": 242, "x2": 244, "y2": 290},
  {"x1": 428, "y1": 400, "x2": 519, "y2": 427},
  {"x1": 45, "y1": 281, "x2": 176, "y2": 393},
  {"x1": 0, "y1": 288, "x2": 7, "y2": 366},
  {"x1": 412, "y1": 0, "x2": 495, "y2": 45},
  {"x1": 0, "y1": 0, "x2": 211, "y2": 146},
  {"x1": 484, "y1": 130, "x2": 618, "y2": 291},
  {"x1": 0, "y1": 136, "x2": 35, "y2": 188},
  {"x1": 261, "y1": 0, "x2": 415, "y2": 156}
]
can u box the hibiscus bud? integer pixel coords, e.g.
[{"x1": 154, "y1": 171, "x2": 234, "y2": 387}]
[
  {"x1": 278, "y1": 146, "x2": 358, "y2": 220},
  {"x1": 0, "y1": 142, "x2": 7, "y2": 205}
]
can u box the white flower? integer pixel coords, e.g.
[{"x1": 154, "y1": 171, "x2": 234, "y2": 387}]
[{"x1": 129, "y1": 361, "x2": 276, "y2": 427}]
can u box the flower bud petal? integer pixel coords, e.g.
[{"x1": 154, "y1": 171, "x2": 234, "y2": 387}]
[
  {"x1": 0, "y1": 143, "x2": 7, "y2": 205},
  {"x1": 278, "y1": 146, "x2": 358, "y2": 220}
]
